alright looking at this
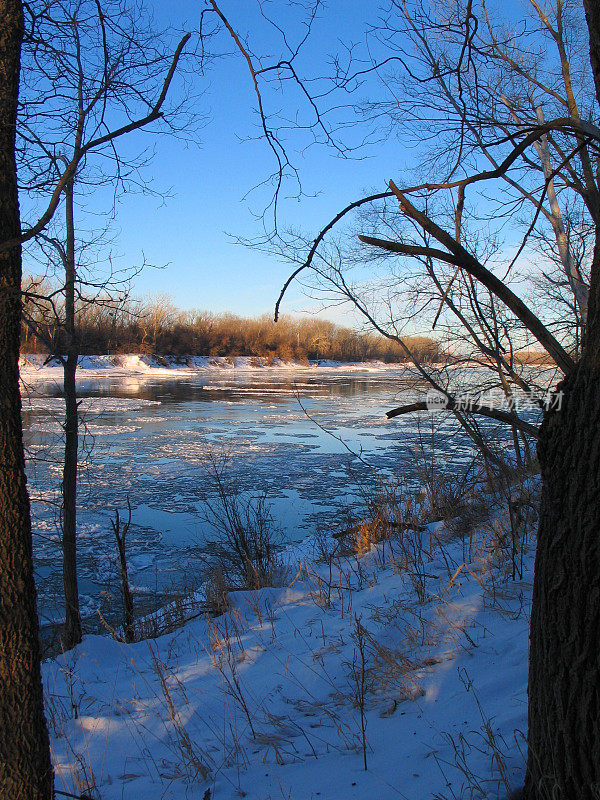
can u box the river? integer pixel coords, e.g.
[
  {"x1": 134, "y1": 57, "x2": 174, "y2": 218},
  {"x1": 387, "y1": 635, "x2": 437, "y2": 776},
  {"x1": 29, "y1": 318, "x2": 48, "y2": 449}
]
[{"x1": 22, "y1": 362, "x2": 484, "y2": 631}]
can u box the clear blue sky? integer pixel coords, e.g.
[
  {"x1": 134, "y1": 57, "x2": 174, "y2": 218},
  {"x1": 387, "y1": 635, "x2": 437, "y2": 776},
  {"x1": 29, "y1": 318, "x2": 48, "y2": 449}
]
[
  {"x1": 19, "y1": 0, "x2": 538, "y2": 324},
  {"x1": 64, "y1": 0, "x2": 410, "y2": 321}
]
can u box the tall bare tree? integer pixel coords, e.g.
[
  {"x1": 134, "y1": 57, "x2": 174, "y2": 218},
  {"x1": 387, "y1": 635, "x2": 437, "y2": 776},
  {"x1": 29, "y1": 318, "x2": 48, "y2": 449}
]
[
  {"x1": 0, "y1": 0, "x2": 194, "y2": 792},
  {"x1": 184, "y1": 8, "x2": 600, "y2": 792},
  {"x1": 0, "y1": 1, "x2": 54, "y2": 797},
  {"x1": 17, "y1": 0, "x2": 196, "y2": 649},
  {"x1": 525, "y1": 4, "x2": 600, "y2": 795}
]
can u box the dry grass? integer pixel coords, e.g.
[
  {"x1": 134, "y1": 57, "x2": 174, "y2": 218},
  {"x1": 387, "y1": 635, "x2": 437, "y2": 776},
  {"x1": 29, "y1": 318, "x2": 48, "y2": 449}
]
[
  {"x1": 134, "y1": 589, "x2": 206, "y2": 640},
  {"x1": 203, "y1": 562, "x2": 231, "y2": 617},
  {"x1": 432, "y1": 669, "x2": 523, "y2": 800},
  {"x1": 54, "y1": 444, "x2": 538, "y2": 796},
  {"x1": 150, "y1": 646, "x2": 212, "y2": 782}
]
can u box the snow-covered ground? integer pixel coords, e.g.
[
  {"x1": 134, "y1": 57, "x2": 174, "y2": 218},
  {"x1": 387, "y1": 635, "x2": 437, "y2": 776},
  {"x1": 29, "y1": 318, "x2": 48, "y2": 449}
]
[
  {"x1": 46, "y1": 505, "x2": 533, "y2": 800},
  {"x1": 20, "y1": 353, "x2": 406, "y2": 383}
]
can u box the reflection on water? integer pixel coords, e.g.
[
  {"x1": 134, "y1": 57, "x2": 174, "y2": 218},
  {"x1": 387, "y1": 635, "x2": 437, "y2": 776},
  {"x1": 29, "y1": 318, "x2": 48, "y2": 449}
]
[
  {"x1": 22, "y1": 367, "x2": 485, "y2": 630},
  {"x1": 31, "y1": 372, "x2": 419, "y2": 402}
]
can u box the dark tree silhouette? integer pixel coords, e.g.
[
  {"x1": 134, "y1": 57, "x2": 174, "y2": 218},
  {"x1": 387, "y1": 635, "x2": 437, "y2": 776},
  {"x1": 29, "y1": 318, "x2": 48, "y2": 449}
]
[
  {"x1": 524, "y1": 4, "x2": 600, "y2": 797},
  {"x1": 0, "y1": 1, "x2": 54, "y2": 797},
  {"x1": 17, "y1": 0, "x2": 193, "y2": 650},
  {"x1": 0, "y1": 0, "x2": 193, "y2": 792}
]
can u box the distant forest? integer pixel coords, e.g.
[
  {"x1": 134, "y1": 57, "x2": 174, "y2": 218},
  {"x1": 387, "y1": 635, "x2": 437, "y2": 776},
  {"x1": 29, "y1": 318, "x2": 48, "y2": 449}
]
[{"x1": 22, "y1": 293, "x2": 441, "y2": 363}]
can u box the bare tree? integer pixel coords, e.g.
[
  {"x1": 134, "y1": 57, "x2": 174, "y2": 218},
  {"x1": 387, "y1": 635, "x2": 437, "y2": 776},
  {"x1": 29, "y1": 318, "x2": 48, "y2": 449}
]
[
  {"x1": 0, "y1": 0, "x2": 198, "y2": 791},
  {"x1": 17, "y1": 0, "x2": 198, "y2": 649},
  {"x1": 0, "y1": 1, "x2": 54, "y2": 796},
  {"x1": 267, "y1": 0, "x2": 598, "y2": 447},
  {"x1": 111, "y1": 501, "x2": 135, "y2": 643}
]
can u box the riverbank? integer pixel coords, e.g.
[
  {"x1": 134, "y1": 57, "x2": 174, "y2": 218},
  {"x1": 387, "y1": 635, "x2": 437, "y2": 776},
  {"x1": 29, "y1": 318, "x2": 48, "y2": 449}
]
[
  {"x1": 20, "y1": 353, "x2": 413, "y2": 383},
  {"x1": 45, "y1": 489, "x2": 534, "y2": 800}
]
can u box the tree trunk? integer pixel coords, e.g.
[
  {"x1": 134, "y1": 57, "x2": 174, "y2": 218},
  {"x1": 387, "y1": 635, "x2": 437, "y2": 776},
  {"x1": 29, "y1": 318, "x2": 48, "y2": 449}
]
[
  {"x1": 62, "y1": 351, "x2": 80, "y2": 647},
  {"x1": 583, "y1": 0, "x2": 600, "y2": 108},
  {"x1": 61, "y1": 178, "x2": 81, "y2": 649},
  {"x1": 523, "y1": 5, "x2": 600, "y2": 798},
  {"x1": 524, "y1": 241, "x2": 600, "y2": 800},
  {"x1": 112, "y1": 506, "x2": 135, "y2": 643},
  {"x1": 0, "y1": 0, "x2": 54, "y2": 797}
]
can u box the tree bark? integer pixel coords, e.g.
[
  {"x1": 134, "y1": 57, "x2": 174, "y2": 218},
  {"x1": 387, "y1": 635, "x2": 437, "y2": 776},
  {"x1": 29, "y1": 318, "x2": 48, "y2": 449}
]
[
  {"x1": 61, "y1": 178, "x2": 81, "y2": 649},
  {"x1": 524, "y1": 8, "x2": 600, "y2": 795},
  {"x1": 112, "y1": 506, "x2": 135, "y2": 643},
  {"x1": 524, "y1": 235, "x2": 600, "y2": 799},
  {"x1": 0, "y1": 0, "x2": 54, "y2": 797},
  {"x1": 62, "y1": 350, "x2": 80, "y2": 647},
  {"x1": 583, "y1": 0, "x2": 600, "y2": 109}
]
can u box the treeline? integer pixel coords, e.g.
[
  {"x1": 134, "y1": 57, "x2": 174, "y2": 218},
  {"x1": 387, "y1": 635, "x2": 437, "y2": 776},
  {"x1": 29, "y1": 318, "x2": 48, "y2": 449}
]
[{"x1": 22, "y1": 294, "x2": 440, "y2": 363}]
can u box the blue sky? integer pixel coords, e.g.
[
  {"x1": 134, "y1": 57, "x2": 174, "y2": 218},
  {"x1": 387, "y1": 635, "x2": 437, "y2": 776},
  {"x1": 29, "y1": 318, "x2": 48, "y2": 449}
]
[
  {"x1": 19, "y1": 0, "x2": 558, "y2": 326},
  {"x1": 46, "y1": 0, "x2": 410, "y2": 322}
]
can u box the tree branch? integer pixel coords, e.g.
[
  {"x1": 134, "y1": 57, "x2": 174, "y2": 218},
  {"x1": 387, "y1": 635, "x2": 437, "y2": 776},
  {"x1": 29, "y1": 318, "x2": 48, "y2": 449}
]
[
  {"x1": 1, "y1": 32, "x2": 191, "y2": 254},
  {"x1": 386, "y1": 400, "x2": 540, "y2": 438},
  {"x1": 363, "y1": 180, "x2": 576, "y2": 374}
]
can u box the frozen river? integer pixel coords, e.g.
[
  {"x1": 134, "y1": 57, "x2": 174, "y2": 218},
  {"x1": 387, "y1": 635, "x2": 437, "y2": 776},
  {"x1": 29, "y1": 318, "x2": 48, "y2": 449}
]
[{"x1": 22, "y1": 362, "x2": 481, "y2": 631}]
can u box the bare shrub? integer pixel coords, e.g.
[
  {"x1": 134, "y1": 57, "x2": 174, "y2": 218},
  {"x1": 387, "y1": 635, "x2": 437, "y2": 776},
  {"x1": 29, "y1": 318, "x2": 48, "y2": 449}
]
[
  {"x1": 110, "y1": 500, "x2": 135, "y2": 643},
  {"x1": 412, "y1": 443, "x2": 496, "y2": 554},
  {"x1": 150, "y1": 645, "x2": 212, "y2": 782},
  {"x1": 312, "y1": 521, "x2": 339, "y2": 562},
  {"x1": 344, "y1": 615, "x2": 373, "y2": 771},
  {"x1": 206, "y1": 613, "x2": 257, "y2": 739},
  {"x1": 443, "y1": 492, "x2": 492, "y2": 547},
  {"x1": 433, "y1": 669, "x2": 520, "y2": 800},
  {"x1": 483, "y1": 477, "x2": 539, "y2": 581},
  {"x1": 201, "y1": 453, "x2": 286, "y2": 591},
  {"x1": 133, "y1": 588, "x2": 205, "y2": 640},
  {"x1": 332, "y1": 482, "x2": 424, "y2": 559}
]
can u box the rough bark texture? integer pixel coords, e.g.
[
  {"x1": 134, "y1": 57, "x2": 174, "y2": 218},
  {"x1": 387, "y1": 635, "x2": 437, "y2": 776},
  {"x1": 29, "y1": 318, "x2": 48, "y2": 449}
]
[
  {"x1": 583, "y1": 0, "x2": 600, "y2": 108},
  {"x1": 0, "y1": 0, "x2": 54, "y2": 797},
  {"x1": 524, "y1": 238, "x2": 600, "y2": 799},
  {"x1": 523, "y1": 7, "x2": 600, "y2": 798},
  {"x1": 61, "y1": 179, "x2": 81, "y2": 649}
]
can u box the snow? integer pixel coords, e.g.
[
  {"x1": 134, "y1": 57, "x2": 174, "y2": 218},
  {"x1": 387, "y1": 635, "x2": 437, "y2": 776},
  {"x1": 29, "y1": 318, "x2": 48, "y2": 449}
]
[
  {"x1": 45, "y1": 513, "x2": 533, "y2": 800},
  {"x1": 20, "y1": 353, "x2": 410, "y2": 383}
]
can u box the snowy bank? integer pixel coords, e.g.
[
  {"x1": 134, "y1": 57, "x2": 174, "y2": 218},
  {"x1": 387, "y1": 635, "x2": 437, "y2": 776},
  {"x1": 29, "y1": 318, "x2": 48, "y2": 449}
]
[
  {"x1": 45, "y1": 513, "x2": 532, "y2": 800},
  {"x1": 20, "y1": 353, "x2": 410, "y2": 383}
]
